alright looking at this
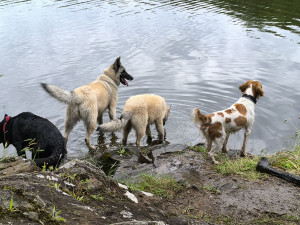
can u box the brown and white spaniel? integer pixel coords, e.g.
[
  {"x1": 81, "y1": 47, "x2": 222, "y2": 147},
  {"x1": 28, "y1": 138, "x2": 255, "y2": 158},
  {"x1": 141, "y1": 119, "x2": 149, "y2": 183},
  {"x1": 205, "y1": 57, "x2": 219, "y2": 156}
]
[{"x1": 193, "y1": 80, "x2": 264, "y2": 164}]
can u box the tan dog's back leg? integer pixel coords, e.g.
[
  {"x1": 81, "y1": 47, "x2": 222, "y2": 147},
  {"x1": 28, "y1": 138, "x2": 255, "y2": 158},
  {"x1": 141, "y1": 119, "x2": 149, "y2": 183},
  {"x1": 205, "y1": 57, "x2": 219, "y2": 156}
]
[
  {"x1": 84, "y1": 117, "x2": 97, "y2": 150},
  {"x1": 82, "y1": 104, "x2": 98, "y2": 150},
  {"x1": 64, "y1": 104, "x2": 80, "y2": 153},
  {"x1": 131, "y1": 115, "x2": 147, "y2": 147},
  {"x1": 146, "y1": 124, "x2": 152, "y2": 139},
  {"x1": 155, "y1": 119, "x2": 164, "y2": 143},
  {"x1": 135, "y1": 127, "x2": 146, "y2": 147},
  {"x1": 122, "y1": 121, "x2": 132, "y2": 145}
]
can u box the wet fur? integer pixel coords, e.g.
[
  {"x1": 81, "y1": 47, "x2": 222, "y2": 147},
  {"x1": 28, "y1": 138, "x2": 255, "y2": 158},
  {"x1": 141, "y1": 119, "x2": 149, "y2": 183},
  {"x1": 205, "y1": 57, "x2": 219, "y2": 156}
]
[
  {"x1": 0, "y1": 112, "x2": 65, "y2": 168},
  {"x1": 41, "y1": 57, "x2": 133, "y2": 151},
  {"x1": 99, "y1": 94, "x2": 171, "y2": 146}
]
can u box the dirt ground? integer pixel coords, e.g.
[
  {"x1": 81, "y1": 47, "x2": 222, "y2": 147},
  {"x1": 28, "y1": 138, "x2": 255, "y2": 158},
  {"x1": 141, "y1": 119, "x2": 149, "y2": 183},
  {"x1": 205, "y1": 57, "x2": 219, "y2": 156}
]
[
  {"x1": 110, "y1": 144, "x2": 300, "y2": 225},
  {"x1": 0, "y1": 145, "x2": 299, "y2": 225}
]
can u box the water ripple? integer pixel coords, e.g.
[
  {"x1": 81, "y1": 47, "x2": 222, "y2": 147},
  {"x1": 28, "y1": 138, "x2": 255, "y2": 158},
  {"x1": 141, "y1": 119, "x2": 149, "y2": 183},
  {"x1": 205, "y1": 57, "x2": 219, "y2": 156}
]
[{"x1": 0, "y1": 0, "x2": 299, "y2": 156}]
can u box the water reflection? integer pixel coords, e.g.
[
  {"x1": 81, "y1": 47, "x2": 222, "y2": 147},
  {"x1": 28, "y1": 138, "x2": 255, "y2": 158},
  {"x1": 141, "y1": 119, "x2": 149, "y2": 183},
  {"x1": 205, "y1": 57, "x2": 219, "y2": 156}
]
[{"x1": 1, "y1": 0, "x2": 299, "y2": 40}]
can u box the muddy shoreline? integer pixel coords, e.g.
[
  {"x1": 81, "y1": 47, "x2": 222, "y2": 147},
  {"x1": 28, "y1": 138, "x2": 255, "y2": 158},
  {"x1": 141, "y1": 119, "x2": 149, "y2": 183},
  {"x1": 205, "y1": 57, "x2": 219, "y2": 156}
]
[{"x1": 0, "y1": 144, "x2": 299, "y2": 224}]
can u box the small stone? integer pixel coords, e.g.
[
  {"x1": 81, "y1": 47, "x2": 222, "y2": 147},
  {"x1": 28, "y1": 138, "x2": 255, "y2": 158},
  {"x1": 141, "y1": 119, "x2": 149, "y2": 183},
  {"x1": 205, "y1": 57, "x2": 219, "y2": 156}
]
[{"x1": 23, "y1": 212, "x2": 39, "y2": 221}]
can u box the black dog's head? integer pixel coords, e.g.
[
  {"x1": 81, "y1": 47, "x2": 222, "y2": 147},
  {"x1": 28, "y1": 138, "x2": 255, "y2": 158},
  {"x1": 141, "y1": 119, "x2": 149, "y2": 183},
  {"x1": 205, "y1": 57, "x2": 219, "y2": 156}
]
[{"x1": 112, "y1": 57, "x2": 134, "y2": 86}]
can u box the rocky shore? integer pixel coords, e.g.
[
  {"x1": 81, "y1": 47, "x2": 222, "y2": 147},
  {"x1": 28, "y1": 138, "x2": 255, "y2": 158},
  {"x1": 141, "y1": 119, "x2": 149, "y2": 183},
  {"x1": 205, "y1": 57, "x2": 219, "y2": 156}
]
[{"x1": 0, "y1": 144, "x2": 299, "y2": 224}]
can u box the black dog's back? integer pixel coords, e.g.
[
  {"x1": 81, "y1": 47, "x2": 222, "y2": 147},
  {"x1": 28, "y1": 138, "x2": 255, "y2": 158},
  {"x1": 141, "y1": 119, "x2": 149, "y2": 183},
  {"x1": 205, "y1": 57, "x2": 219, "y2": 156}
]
[{"x1": 1, "y1": 112, "x2": 65, "y2": 168}]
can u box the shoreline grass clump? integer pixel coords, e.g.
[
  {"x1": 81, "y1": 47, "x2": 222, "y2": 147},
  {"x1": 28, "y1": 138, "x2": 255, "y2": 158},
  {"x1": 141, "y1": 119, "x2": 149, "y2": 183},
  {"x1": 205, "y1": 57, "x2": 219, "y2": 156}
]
[
  {"x1": 215, "y1": 154, "x2": 263, "y2": 180},
  {"x1": 215, "y1": 144, "x2": 300, "y2": 180},
  {"x1": 122, "y1": 173, "x2": 184, "y2": 199},
  {"x1": 268, "y1": 145, "x2": 300, "y2": 176}
]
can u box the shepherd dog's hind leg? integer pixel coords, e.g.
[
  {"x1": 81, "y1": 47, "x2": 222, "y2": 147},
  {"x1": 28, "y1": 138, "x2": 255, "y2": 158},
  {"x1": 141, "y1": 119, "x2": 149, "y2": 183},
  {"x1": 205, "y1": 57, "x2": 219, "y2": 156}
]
[
  {"x1": 64, "y1": 104, "x2": 80, "y2": 153},
  {"x1": 122, "y1": 121, "x2": 132, "y2": 145}
]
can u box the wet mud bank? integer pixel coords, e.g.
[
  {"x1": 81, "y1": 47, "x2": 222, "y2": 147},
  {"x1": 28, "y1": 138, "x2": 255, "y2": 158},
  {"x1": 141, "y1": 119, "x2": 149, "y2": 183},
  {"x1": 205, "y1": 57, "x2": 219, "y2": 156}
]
[
  {"x1": 93, "y1": 144, "x2": 300, "y2": 224},
  {"x1": 0, "y1": 144, "x2": 299, "y2": 224}
]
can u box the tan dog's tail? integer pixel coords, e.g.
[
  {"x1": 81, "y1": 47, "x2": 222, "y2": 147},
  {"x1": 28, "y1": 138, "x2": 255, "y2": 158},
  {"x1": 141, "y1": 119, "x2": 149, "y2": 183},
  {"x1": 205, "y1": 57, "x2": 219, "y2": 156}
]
[
  {"x1": 41, "y1": 83, "x2": 79, "y2": 104},
  {"x1": 99, "y1": 112, "x2": 132, "y2": 133},
  {"x1": 192, "y1": 108, "x2": 208, "y2": 124}
]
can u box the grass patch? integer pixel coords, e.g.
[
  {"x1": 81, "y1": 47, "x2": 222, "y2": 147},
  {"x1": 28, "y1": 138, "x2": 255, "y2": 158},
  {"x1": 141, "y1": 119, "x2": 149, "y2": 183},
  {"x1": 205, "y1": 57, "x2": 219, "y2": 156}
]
[
  {"x1": 122, "y1": 173, "x2": 184, "y2": 199},
  {"x1": 255, "y1": 213, "x2": 299, "y2": 225},
  {"x1": 213, "y1": 144, "x2": 300, "y2": 180},
  {"x1": 189, "y1": 144, "x2": 207, "y2": 153},
  {"x1": 199, "y1": 185, "x2": 221, "y2": 194},
  {"x1": 215, "y1": 154, "x2": 263, "y2": 180},
  {"x1": 268, "y1": 145, "x2": 300, "y2": 176}
]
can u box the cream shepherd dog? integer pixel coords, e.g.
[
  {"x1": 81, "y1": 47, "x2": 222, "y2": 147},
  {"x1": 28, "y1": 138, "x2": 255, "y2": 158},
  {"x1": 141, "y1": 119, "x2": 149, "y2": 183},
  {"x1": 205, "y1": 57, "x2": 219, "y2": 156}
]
[
  {"x1": 99, "y1": 94, "x2": 171, "y2": 146},
  {"x1": 41, "y1": 57, "x2": 133, "y2": 151}
]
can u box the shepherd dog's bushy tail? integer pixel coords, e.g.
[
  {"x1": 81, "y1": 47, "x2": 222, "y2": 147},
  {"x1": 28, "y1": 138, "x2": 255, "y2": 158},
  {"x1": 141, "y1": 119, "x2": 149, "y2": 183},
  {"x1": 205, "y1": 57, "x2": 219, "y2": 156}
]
[
  {"x1": 41, "y1": 83, "x2": 80, "y2": 104},
  {"x1": 99, "y1": 112, "x2": 132, "y2": 132},
  {"x1": 192, "y1": 108, "x2": 208, "y2": 124}
]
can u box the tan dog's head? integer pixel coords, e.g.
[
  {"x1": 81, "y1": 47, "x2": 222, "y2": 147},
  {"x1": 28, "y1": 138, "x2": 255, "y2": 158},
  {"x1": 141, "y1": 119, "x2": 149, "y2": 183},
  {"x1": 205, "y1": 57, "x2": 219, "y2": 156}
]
[
  {"x1": 112, "y1": 57, "x2": 134, "y2": 86},
  {"x1": 239, "y1": 80, "x2": 264, "y2": 99},
  {"x1": 163, "y1": 105, "x2": 171, "y2": 125}
]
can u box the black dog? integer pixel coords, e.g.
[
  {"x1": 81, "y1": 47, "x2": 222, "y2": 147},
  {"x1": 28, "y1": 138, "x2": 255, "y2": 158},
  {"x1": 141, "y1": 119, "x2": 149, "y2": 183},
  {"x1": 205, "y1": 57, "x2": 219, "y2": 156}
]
[{"x1": 0, "y1": 112, "x2": 65, "y2": 168}]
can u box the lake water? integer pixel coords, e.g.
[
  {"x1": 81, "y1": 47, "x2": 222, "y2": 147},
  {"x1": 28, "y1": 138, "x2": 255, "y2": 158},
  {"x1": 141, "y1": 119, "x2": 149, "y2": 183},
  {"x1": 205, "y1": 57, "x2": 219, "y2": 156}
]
[{"x1": 1, "y1": 0, "x2": 300, "y2": 158}]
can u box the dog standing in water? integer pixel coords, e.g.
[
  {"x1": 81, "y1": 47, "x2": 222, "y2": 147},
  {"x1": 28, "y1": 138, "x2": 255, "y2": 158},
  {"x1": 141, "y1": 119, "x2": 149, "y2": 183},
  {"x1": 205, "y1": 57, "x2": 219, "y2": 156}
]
[
  {"x1": 193, "y1": 80, "x2": 264, "y2": 164},
  {"x1": 99, "y1": 94, "x2": 171, "y2": 146},
  {"x1": 42, "y1": 57, "x2": 133, "y2": 151}
]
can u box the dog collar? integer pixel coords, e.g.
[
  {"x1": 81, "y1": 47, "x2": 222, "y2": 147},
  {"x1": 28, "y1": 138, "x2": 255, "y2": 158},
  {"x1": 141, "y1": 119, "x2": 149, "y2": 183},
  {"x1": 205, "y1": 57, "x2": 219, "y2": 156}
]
[
  {"x1": 242, "y1": 94, "x2": 257, "y2": 104},
  {"x1": 2, "y1": 115, "x2": 12, "y2": 144},
  {"x1": 3, "y1": 115, "x2": 10, "y2": 133}
]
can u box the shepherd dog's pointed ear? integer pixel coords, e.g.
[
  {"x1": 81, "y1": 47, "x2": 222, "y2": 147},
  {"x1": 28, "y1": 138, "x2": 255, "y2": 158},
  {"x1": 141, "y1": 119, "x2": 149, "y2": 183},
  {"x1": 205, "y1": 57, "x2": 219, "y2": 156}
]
[
  {"x1": 113, "y1": 57, "x2": 121, "y2": 72},
  {"x1": 4, "y1": 114, "x2": 7, "y2": 119}
]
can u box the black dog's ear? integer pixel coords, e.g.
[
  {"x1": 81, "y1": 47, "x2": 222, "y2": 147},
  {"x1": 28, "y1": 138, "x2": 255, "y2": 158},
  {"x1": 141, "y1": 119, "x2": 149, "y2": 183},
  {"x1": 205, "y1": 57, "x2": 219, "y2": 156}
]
[
  {"x1": 113, "y1": 57, "x2": 121, "y2": 72},
  {"x1": 4, "y1": 114, "x2": 7, "y2": 119}
]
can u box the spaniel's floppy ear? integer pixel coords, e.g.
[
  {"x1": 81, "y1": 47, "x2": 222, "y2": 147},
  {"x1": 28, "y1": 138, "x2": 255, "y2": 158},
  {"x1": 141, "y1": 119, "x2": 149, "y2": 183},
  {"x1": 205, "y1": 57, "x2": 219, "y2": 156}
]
[
  {"x1": 239, "y1": 81, "x2": 250, "y2": 93},
  {"x1": 254, "y1": 83, "x2": 264, "y2": 97}
]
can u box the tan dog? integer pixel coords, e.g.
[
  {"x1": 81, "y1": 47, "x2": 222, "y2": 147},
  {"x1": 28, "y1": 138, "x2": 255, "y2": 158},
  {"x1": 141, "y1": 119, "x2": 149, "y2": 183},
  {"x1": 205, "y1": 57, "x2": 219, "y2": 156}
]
[
  {"x1": 193, "y1": 80, "x2": 264, "y2": 164},
  {"x1": 41, "y1": 57, "x2": 133, "y2": 151},
  {"x1": 99, "y1": 94, "x2": 171, "y2": 146}
]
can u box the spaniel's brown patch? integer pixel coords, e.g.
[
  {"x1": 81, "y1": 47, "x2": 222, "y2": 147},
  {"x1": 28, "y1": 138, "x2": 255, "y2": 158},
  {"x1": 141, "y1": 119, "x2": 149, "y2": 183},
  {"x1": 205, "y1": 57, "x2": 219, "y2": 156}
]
[
  {"x1": 234, "y1": 116, "x2": 247, "y2": 127},
  {"x1": 234, "y1": 104, "x2": 247, "y2": 116},
  {"x1": 207, "y1": 113, "x2": 215, "y2": 123},
  {"x1": 225, "y1": 118, "x2": 231, "y2": 123},
  {"x1": 217, "y1": 112, "x2": 224, "y2": 117},
  {"x1": 225, "y1": 109, "x2": 235, "y2": 114},
  {"x1": 201, "y1": 122, "x2": 222, "y2": 140}
]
